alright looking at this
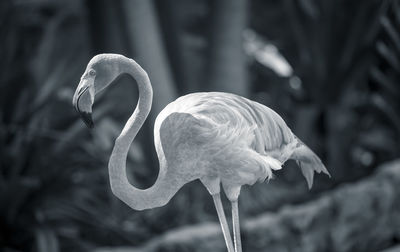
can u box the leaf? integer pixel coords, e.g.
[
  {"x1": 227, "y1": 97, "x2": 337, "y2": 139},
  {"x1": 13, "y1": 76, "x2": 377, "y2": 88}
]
[
  {"x1": 35, "y1": 227, "x2": 60, "y2": 252},
  {"x1": 371, "y1": 94, "x2": 400, "y2": 134},
  {"x1": 380, "y1": 16, "x2": 400, "y2": 54},
  {"x1": 370, "y1": 66, "x2": 400, "y2": 95},
  {"x1": 376, "y1": 41, "x2": 400, "y2": 72}
]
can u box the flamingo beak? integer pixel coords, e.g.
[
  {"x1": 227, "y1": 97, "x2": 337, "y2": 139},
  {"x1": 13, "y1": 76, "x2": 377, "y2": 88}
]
[{"x1": 73, "y1": 80, "x2": 94, "y2": 129}]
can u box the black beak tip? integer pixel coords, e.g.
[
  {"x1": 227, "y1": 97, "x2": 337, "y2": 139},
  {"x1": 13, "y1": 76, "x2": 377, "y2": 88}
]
[{"x1": 80, "y1": 112, "x2": 94, "y2": 129}]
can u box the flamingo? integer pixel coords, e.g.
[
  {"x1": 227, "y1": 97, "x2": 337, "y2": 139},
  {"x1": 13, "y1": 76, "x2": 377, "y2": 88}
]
[{"x1": 72, "y1": 54, "x2": 330, "y2": 252}]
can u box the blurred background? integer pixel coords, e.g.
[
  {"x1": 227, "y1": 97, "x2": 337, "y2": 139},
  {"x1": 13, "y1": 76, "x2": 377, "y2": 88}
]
[{"x1": 1, "y1": 0, "x2": 400, "y2": 251}]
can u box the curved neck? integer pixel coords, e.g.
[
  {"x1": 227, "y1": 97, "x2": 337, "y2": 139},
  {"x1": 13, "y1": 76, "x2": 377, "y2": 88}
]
[{"x1": 108, "y1": 58, "x2": 179, "y2": 211}]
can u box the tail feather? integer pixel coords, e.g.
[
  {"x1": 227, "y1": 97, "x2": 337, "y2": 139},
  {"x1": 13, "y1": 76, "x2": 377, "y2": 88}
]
[{"x1": 294, "y1": 144, "x2": 330, "y2": 189}]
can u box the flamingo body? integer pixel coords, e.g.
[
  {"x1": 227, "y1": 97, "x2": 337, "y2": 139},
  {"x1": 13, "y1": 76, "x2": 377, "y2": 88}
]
[{"x1": 155, "y1": 92, "x2": 294, "y2": 200}]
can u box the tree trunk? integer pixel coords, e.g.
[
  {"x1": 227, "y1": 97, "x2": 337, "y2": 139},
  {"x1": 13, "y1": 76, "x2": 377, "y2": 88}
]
[
  {"x1": 207, "y1": 0, "x2": 248, "y2": 96},
  {"x1": 86, "y1": 0, "x2": 129, "y2": 55},
  {"x1": 121, "y1": 0, "x2": 178, "y2": 118}
]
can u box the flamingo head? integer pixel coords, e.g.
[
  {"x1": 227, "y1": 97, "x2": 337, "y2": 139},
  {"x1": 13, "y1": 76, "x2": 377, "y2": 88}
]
[{"x1": 72, "y1": 54, "x2": 124, "y2": 128}]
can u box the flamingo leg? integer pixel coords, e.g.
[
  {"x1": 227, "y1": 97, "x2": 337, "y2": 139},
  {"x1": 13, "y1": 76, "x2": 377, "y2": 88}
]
[
  {"x1": 212, "y1": 193, "x2": 235, "y2": 252},
  {"x1": 232, "y1": 200, "x2": 242, "y2": 252}
]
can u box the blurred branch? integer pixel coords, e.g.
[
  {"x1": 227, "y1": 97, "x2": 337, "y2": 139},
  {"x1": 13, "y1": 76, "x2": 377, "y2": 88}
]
[
  {"x1": 243, "y1": 29, "x2": 293, "y2": 77},
  {"x1": 382, "y1": 245, "x2": 400, "y2": 252}
]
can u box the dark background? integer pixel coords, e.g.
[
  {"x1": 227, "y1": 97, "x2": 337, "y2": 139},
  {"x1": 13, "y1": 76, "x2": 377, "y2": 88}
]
[{"x1": 1, "y1": 0, "x2": 400, "y2": 251}]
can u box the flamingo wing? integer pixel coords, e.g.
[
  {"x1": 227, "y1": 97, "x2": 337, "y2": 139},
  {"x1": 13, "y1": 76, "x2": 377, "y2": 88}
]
[{"x1": 166, "y1": 92, "x2": 295, "y2": 152}]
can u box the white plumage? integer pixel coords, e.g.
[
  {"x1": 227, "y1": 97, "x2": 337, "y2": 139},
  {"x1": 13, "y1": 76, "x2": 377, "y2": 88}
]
[
  {"x1": 73, "y1": 54, "x2": 330, "y2": 252},
  {"x1": 155, "y1": 92, "x2": 293, "y2": 199}
]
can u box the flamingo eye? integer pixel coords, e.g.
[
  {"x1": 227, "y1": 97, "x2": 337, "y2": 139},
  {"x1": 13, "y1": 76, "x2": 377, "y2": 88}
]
[{"x1": 89, "y1": 69, "x2": 96, "y2": 77}]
